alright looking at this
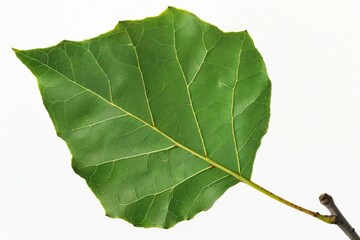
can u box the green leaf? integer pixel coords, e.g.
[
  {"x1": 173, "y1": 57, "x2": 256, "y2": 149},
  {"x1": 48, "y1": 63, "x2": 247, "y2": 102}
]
[{"x1": 14, "y1": 7, "x2": 271, "y2": 228}]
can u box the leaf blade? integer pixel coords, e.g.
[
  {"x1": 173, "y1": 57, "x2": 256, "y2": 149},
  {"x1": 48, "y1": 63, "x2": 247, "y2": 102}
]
[{"x1": 15, "y1": 7, "x2": 271, "y2": 228}]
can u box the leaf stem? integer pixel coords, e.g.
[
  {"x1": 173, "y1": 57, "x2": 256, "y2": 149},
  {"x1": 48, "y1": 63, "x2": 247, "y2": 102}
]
[
  {"x1": 177, "y1": 143, "x2": 336, "y2": 224},
  {"x1": 188, "y1": 149, "x2": 335, "y2": 224},
  {"x1": 240, "y1": 177, "x2": 336, "y2": 224}
]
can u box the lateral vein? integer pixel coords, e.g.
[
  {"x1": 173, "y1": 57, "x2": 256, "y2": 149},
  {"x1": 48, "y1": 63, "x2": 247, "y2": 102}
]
[
  {"x1": 231, "y1": 36, "x2": 245, "y2": 174},
  {"x1": 171, "y1": 18, "x2": 208, "y2": 157},
  {"x1": 122, "y1": 25, "x2": 155, "y2": 126}
]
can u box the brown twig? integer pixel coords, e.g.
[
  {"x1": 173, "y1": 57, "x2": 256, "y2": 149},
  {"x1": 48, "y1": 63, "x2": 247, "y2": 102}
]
[{"x1": 319, "y1": 193, "x2": 359, "y2": 240}]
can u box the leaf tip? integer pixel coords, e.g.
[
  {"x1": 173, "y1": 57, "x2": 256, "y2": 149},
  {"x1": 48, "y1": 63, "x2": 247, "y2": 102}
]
[
  {"x1": 12, "y1": 48, "x2": 22, "y2": 55},
  {"x1": 12, "y1": 48, "x2": 28, "y2": 58},
  {"x1": 12, "y1": 48, "x2": 25, "y2": 59}
]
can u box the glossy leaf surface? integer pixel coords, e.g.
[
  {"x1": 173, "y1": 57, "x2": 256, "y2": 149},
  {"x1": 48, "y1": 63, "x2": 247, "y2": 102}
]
[{"x1": 15, "y1": 7, "x2": 271, "y2": 228}]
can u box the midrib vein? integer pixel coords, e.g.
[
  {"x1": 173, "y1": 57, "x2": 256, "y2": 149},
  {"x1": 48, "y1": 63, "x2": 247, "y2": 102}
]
[{"x1": 18, "y1": 51, "x2": 247, "y2": 184}]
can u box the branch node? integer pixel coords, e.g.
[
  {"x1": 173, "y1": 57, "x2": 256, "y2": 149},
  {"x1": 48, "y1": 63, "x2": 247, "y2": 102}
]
[{"x1": 319, "y1": 193, "x2": 359, "y2": 240}]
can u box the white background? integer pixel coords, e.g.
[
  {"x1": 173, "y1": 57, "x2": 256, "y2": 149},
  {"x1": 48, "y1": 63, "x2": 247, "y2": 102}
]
[{"x1": 0, "y1": 0, "x2": 359, "y2": 239}]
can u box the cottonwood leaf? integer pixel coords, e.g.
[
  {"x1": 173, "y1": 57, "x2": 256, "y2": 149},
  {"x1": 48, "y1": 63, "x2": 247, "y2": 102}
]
[{"x1": 15, "y1": 7, "x2": 271, "y2": 228}]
